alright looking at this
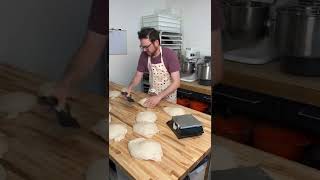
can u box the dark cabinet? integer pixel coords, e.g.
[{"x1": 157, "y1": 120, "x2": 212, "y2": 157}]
[
  {"x1": 177, "y1": 88, "x2": 212, "y2": 115},
  {"x1": 213, "y1": 84, "x2": 281, "y2": 120},
  {"x1": 280, "y1": 100, "x2": 320, "y2": 135},
  {"x1": 214, "y1": 84, "x2": 320, "y2": 136}
]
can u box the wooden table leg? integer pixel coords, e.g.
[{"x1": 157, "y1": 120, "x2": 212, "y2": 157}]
[{"x1": 204, "y1": 153, "x2": 212, "y2": 180}]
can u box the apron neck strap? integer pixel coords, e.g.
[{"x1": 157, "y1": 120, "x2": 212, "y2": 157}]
[{"x1": 159, "y1": 46, "x2": 164, "y2": 63}]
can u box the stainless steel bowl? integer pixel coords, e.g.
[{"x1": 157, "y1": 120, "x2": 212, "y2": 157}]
[
  {"x1": 275, "y1": 6, "x2": 320, "y2": 58},
  {"x1": 223, "y1": 1, "x2": 271, "y2": 43},
  {"x1": 181, "y1": 61, "x2": 196, "y2": 75},
  {"x1": 197, "y1": 58, "x2": 211, "y2": 86}
]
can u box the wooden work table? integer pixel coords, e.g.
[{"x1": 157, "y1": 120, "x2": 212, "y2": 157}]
[
  {"x1": 179, "y1": 80, "x2": 211, "y2": 96},
  {"x1": 109, "y1": 81, "x2": 211, "y2": 180},
  {"x1": 0, "y1": 64, "x2": 107, "y2": 180},
  {"x1": 222, "y1": 60, "x2": 320, "y2": 107},
  {"x1": 214, "y1": 136, "x2": 320, "y2": 180}
]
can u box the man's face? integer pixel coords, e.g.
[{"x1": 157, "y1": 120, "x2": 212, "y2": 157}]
[{"x1": 140, "y1": 38, "x2": 159, "y2": 56}]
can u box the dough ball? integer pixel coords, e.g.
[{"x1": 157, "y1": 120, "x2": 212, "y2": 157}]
[
  {"x1": 133, "y1": 122, "x2": 159, "y2": 138},
  {"x1": 138, "y1": 98, "x2": 147, "y2": 107},
  {"x1": 163, "y1": 107, "x2": 185, "y2": 116},
  {"x1": 136, "y1": 111, "x2": 157, "y2": 123},
  {"x1": 0, "y1": 92, "x2": 37, "y2": 118},
  {"x1": 121, "y1": 87, "x2": 127, "y2": 93},
  {"x1": 109, "y1": 91, "x2": 121, "y2": 99},
  {"x1": 91, "y1": 120, "x2": 108, "y2": 141},
  {"x1": 109, "y1": 123, "x2": 127, "y2": 142},
  {"x1": 38, "y1": 82, "x2": 55, "y2": 97},
  {"x1": 128, "y1": 138, "x2": 163, "y2": 161},
  {"x1": 85, "y1": 158, "x2": 108, "y2": 180}
]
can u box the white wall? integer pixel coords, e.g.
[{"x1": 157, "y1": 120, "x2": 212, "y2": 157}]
[
  {"x1": 109, "y1": 0, "x2": 167, "y2": 89},
  {"x1": 166, "y1": 0, "x2": 211, "y2": 57}
]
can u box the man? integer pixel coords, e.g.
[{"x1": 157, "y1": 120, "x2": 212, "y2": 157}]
[
  {"x1": 213, "y1": 0, "x2": 224, "y2": 85},
  {"x1": 52, "y1": 0, "x2": 107, "y2": 106},
  {"x1": 127, "y1": 27, "x2": 180, "y2": 108}
]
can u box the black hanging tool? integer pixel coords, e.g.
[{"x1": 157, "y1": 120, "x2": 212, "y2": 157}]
[
  {"x1": 38, "y1": 96, "x2": 80, "y2": 128},
  {"x1": 121, "y1": 92, "x2": 135, "y2": 102}
]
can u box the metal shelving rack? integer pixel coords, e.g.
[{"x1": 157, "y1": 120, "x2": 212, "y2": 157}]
[{"x1": 160, "y1": 31, "x2": 183, "y2": 58}]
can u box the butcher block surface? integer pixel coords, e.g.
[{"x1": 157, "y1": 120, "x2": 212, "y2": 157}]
[
  {"x1": 109, "y1": 81, "x2": 211, "y2": 180},
  {"x1": 0, "y1": 64, "x2": 107, "y2": 180}
]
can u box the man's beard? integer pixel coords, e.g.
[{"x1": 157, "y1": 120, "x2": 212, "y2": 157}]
[{"x1": 150, "y1": 46, "x2": 160, "y2": 57}]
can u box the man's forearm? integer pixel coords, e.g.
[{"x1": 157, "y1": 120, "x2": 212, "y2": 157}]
[
  {"x1": 61, "y1": 31, "x2": 106, "y2": 87},
  {"x1": 128, "y1": 72, "x2": 143, "y2": 89},
  {"x1": 158, "y1": 80, "x2": 180, "y2": 99}
]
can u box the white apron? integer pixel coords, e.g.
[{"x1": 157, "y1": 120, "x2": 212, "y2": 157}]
[{"x1": 147, "y1": 46, "x2": 177, "y2": 103}]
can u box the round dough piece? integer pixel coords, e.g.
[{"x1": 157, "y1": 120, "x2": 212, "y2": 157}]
[
  {"x1": 91, "y1": 120, "x2": 108, "y2": 141},
  {"x1": 128, "y1": 138, "x2": 163, "y2": 161},
  {"x1": 37, "y1": 82, "x2": 55, "y2": 97},
  {"x1": 212, "y1": 144, "x2": 238, "y2": 171},
  {"x1": 0, "y1": 92, "x2": 37, "y2": 118},
  {"x1": 133, "y1": 122, "x2": 159, "y2": 138},
  {"x1": 163, "y1": 107, "x2": 185, "y2": 116},
  {"x1": 121, "y1": 87, "x2": 127, "y2": 93},
  {"x1": 138, "y1": 98, "x2": 147, "y2": 107},
  {"x1": 85, "y1": 158, "x2": 108, "y2": 180},
  {"x1": 109, "y1": 123, "x2": 127, "y2": 142},
  {"x1": 136, "y1": 111, "x2": 157, "y2": 123},
  {"x1": 109, "y1": 91, "x2": 121, "y2": 99}
]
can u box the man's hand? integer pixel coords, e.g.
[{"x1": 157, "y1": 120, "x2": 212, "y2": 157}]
[
  {"x1": 51, "y1": 82, "x2": 69, "y2": 107},
  {"x1": 126, "y1": 86, "x2": 132, "y2": 97},
  {"x1": 127, "y1": 71, "x2": 144, "y2": 97},
  {"x1": 144, "y1": 95, "x2": 162, "y2": 108}
]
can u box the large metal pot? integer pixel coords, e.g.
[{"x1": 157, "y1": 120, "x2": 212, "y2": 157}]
[
  {"x1": 223, "y1": 1, "x2": 273, "y2": 43},
  {"x1": 275, "y1": 6, "x2": 320, "y2": 58},
  {"x1": 181, "y1": 60, "x2": 196, "y2": 75},
  {"x1": 197, "y1": 57, "x2": 211, "y2": 86}
]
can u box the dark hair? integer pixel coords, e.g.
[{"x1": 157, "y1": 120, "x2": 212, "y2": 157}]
[{"x1": 138, "y1": 27, "x2": 160, "y2": 43}]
